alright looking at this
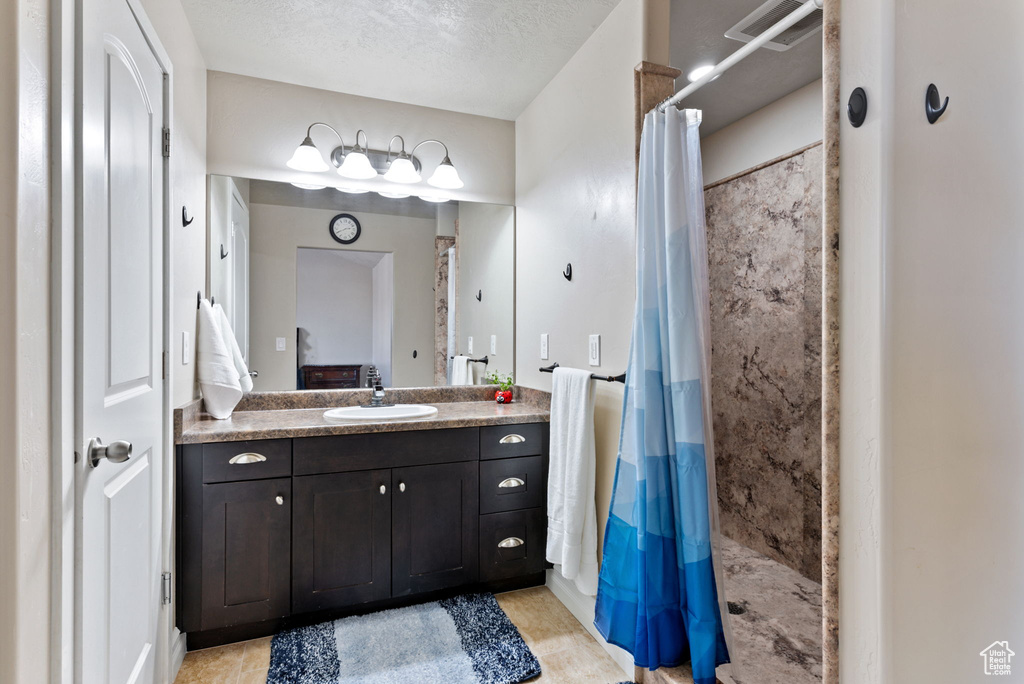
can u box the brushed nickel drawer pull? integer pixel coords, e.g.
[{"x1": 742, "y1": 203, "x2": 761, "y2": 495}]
[
  {"x1": 498, "y1": 537, "x2": 524, "y2": 549},
  {"x1": 498, "y1": 477, "x2": 525, "y2": 488},
  {"x1": 499, "y1": 434, "x2": 525, "y2": 444},
  {"x1": 229, "y1": 453, "x2": 267, "y2": 465}
]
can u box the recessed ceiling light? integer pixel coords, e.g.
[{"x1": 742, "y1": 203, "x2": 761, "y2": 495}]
[
  {"x1": 291, "y1": 182, "x2": 326, "y2": 190},
  {"x1": 687, "y1": 65, "x2": 720, "y2": 83},
  {"x1": 336, "y1": 186, "x2": 370, "y2": 194}
]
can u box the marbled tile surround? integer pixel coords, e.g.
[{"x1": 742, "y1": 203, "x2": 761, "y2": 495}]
[
  {"x1": 705, "y1": 144, "x2": 824, "y2": 582},
  {"x1": 434, "y1": 236, "x2": 456, "y2": 385}
]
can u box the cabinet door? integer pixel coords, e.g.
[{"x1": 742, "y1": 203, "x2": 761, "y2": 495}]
[
  {"x1": 200, "y1": 478, "x2": 290, "y2": 630},
  {"x1": 392, "y1": 461, "x2": 479, "y2": 596},
  {"x1": 292, "y1": 470, "x2": 392, "y2": 613}
]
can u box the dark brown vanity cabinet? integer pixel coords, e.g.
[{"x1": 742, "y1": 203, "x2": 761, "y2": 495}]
[{"x1": 177, "y1": 423, "x2": 547, "y2": 647}]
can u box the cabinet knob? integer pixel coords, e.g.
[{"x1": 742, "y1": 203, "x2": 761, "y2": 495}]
[
  {"x1": 275, "y1": 495, "x2": 284, "y2": 505},
  {"x1": 498, "y1": 536, "x2": 524, "y2": 549},
  {"x1": 499, "y1": 434, "x2": 525, "y2": 444},
  {"x1": 399, "y1": 482, "x2": 406, "y2": 493},
  {"x1": 380, "y1": 484, "x2": 386, "y2": 495}
]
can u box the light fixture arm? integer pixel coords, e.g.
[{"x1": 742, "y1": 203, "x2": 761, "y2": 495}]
[
  {"x1": 386, "y1": 135, "x2": 407, "y2": 163},
  {"x1": 410, "y1": 139, "x2": 451, "y2": 161},
  {"x1": 353, "y1": 129, "x2": 370, "y2": 153},
  {"x1": 306, "y1": 122, "x2": 345, "y2": 148}
]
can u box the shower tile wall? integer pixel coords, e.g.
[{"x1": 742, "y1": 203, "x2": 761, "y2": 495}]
[{"x1": 705, "y1": 144, "x2": 823, "y2": 581}]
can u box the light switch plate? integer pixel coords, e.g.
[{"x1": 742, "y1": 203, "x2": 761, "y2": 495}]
[
  {"x1": 276, "y1": 337, "x2": 286, "y2": 352},
  {"x1": 467, "y1": 336, "x2": 474, "y2": 354},
  {"x1": 181, "y1": 332, "x2": 190, "y2": 365},
  {"x1": 490, "y1": 335, "x2": 497, "y2": 355},
  {"x1": 540, "y1": 333, "x2": 549, "y2": 360},
  {"x1": 588, "y1": 334, "x2": 601, "y2": 366}
]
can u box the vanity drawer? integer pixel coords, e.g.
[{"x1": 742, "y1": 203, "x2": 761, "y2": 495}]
[
  {"x1": 202, "y1": 439, "x2": 292, "y2": 484},
  {"x1": 479, "y1": 423, "x2": 547, "y2": 461},
  {"x1": 479, "y1": 508, "x2": 547, "y2": 582},
  {"x1": 480, "y1": 455, "x2": 546, "y2": 514},
  {"x1": 294, "y1": 428, "x2": 479, "y2": 475}
]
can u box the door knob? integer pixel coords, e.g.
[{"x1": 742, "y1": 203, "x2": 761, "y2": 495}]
[{"x1": 88, "y1": 438, "x2": 132, "y2": 468}]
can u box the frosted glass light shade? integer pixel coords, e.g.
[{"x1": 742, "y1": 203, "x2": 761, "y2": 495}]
[
  {"x1": 378, "y1": 190, "x2": 411, "y2": 199},
  {"x1": 338, "y1": 150, "x2": 378, "y2": 179},
  {"x1": 419, "y1": 193, "x2": 449, "y2": 203},
  {"x1": 427, "y1": 157, "x2": 464, "y2": 189},
  {"x1": 383, "y1": 156, "x2": 421, "y2": 184},
  {"x1": 291, "y1": 182, "x2": 326, "y2": 190},
  {"x1": 336, "y1": 186, "x2": 370, "y2": 194},
  {"x1": 286, "y1": 137, "x2": 329, "y2": 172}
]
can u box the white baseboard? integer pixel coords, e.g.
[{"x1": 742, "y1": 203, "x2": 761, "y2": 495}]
[
  {"x1": 545, "y1": 569, "x2": 635, "y2": 680},
  {"x1": 169, "y1": 628, "x2": 187, "y2": 682}
]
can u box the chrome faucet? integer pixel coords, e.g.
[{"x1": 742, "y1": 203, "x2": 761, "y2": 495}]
[{"x1": 365, "y1": 367, "x2": 389, "y2": 407}]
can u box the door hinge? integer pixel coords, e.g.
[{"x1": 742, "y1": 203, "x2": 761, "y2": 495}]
[
  {"x1": 162, "y1": 350, "x2": 168, "y2": 380},
  {"x1": 161, "y1": 571, "x2": 172, "y2": 605},
  {"x1": 162, "y1": 127, "x2": 171, "y2": 158}
]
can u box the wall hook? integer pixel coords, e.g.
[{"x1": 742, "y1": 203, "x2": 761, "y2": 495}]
[
  {"x1": 926, "y1": 84, "x2": 949, "y2": 124},
  {"x1": 563, "y1": 263, "x2": 572, "y2": 281},
  {"x1": 197, "y1": 291, "x2": 202, "y2": 309},
  {"x1": 182, "y1": 206, "x2": 194, "y2": 227},
  {"x1": 847, "y1": 87, "x2": 868, "y2": 128},
  {"x1": 475, "y1": 290, "x2": 482, "y2": 302},
  {"x1": 220, "y1": 244, "x2": 229, "y2": 260}
]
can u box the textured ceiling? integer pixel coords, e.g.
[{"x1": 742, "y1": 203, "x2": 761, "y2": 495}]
[
  {"x1": 669, "y1": 0, "x2": 822, "y2": 135},
  {"x1": 180, "y1": 0, "x2": 620, "y2": 120}
]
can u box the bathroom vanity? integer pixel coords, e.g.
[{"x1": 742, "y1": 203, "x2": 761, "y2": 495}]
[{"x1": 174, "y1": 389, "x2": 550, "y2": 648}]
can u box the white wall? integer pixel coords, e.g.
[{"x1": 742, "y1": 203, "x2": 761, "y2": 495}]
[
  {"x1": 206, "y1": 72, "x2": 516, "y2": 205},
  {"x1": 457, "y1": 204, "x2": 515, "y2": 381},
  {"x1": 296, "y1": 249, "x2": 375, "y2": 367},
  {"x1": 700, "y1": 79, "x2": 823, "y2": 185},
  {"x1": 137, "y1": 0, "x2": 209, "y2": 408},
  {"x1": 0, "y1": 0, "x2": 52, "y2": 680},
  {"x1": 249, "y1": 203, "x2": 435, "y2": 390},
  {"x1": 516, "y1": 0, "x2": 646, "y2": 562}
]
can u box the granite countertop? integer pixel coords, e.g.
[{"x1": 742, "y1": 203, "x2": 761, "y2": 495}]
[{"x1": 177, "y1": 400, "x2": 550, "y2": 445}]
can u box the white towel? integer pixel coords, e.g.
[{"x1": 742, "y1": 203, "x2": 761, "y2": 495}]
[
  {"x1": 214, "y1": 303, "x2": 253, "y2": 394},
  {"x1": 197, "y1": 299, "x2": 242, "y2": 419},
  {"x1": 546, "y1": 367, "x2": 599, "y2": 596},
  {"x1": 451, "y1": 355, "x2": 473, "y2": 386}
]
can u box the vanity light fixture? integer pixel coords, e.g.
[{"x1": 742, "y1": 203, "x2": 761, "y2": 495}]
[
  {"x1": 378, "y1": 190, "x2": 412, "y2": 199},
  {"x1": 383, "y1": 136, "x2": 421, "y2": 184},
  {"x1": 337, "y1": 130, "x2": 378, "y2": 180},
  {"x1": 286, "y1": 124, "x2": 465, "y2": 192},
  {"x1": 291, "y1": 182, "x2": 326, "y2": 190},
  {"x1": 411, "y1": 139, "x2": 465, "y2": 190},
  {"x1": 419, "y1": 193, "x2": 450, "y2": 203},
  {"x1": 336, "y1": 186, "x2": 370, "y2": 195},
  {"x1": 286, "y1": 122, "x2": 339, "y2": 172}
]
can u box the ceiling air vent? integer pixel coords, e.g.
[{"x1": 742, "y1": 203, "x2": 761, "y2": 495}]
[{"x1": 724, "y1": 0, "x2": 823, "y2": 52}]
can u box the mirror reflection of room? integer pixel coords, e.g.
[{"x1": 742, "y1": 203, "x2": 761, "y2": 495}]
[{"x1": 207, "y1": 175, "x2": 514, "y2": 391}]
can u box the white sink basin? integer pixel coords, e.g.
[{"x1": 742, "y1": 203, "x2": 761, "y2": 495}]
[{"x1": 323, "y1": 404, "x2": 439, "y2": 421}]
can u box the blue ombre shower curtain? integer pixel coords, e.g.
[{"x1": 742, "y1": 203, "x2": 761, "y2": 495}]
[{"x1": 594, "y1": 107, "x2": 732, "y2": 683}]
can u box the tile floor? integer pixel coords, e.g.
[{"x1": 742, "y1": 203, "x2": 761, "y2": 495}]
[{"x1": 173, "y1": 586, "x2": 629, "y2": 684}]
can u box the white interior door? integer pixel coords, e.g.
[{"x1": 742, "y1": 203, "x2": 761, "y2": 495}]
[{"x1": 77, "y1": 0, "x2": 166, "y2": 682}]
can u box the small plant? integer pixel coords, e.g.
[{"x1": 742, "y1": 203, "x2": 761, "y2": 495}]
[
  {"x1": 485, "y1": 371, "x2": 514, "y2": 404},
  {"x1": 485, "y1": 371, "x2": 514, "y2": 392}
]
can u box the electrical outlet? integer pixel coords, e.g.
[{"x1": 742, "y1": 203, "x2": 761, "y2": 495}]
[
  {"x1": 540, "y1": 334, "x2": 549, "y2": 360},
  {"x1": 467, "y1": 336, "x2": 474, "y2": 354},
  {"x1": 588, "y1": 334, "x2": 601, "y2": 366},
  {"x1": 181, "y1": 332, "x2": 190, "y2": 365},
  {"x1": 276, "y1": 337, "x2": 286, "y2": 352},
  {"x1": 490, "y1": 335, "x2": 497, "y2": 355}
]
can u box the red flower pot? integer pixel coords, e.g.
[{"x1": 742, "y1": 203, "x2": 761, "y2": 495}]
[{"x1": 495, "y1": 390, "x2": 513, "y2": 404}]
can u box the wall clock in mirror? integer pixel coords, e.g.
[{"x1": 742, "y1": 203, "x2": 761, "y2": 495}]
[{"x1": 329, "y1": 213, "x2": 361, "y2": 244}]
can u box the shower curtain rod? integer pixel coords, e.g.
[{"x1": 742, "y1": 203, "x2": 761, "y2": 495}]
[{"x1": 656, "y1": 0, "x2": 824, "y2": 113}]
